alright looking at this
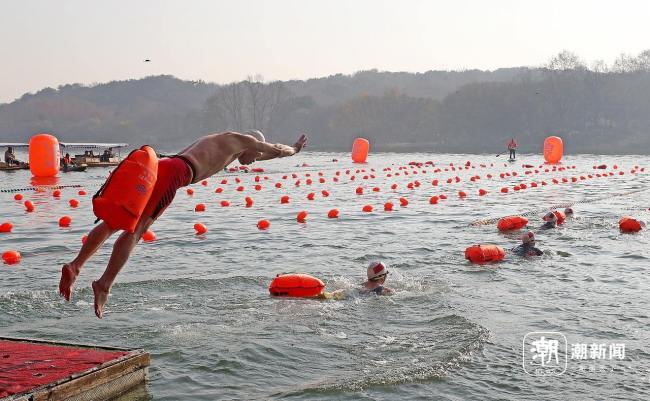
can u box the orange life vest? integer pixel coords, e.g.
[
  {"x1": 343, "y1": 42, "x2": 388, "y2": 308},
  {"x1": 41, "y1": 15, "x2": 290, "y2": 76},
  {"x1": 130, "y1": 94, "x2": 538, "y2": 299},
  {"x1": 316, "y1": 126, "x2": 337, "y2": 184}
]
[{"x1": 92, "y1": 146, "x2": 158, "y2": 233}]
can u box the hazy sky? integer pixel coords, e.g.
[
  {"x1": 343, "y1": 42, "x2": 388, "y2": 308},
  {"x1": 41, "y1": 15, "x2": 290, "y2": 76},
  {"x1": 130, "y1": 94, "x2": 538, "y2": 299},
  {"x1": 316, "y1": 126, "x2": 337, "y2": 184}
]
[{"x1": 1, "y1": 0, "x2": 649, "y2": 103}]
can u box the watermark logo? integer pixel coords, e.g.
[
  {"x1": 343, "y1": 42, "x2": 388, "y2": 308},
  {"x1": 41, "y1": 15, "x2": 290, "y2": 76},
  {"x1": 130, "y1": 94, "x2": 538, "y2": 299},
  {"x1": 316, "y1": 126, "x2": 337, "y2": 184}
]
[
  {"x1": 523, "y1": 332, "x2": 568, "y2": 376},
  {"x1": 523, "y1": 332, "x2": 627, "y2": 376}
]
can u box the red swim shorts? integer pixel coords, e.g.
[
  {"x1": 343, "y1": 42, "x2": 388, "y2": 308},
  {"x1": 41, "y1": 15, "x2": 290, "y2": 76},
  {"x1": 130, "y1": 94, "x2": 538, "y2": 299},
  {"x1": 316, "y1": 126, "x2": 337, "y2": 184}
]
[{"x1": 142, "y1": 156, "x2": 193, "y2": 219}]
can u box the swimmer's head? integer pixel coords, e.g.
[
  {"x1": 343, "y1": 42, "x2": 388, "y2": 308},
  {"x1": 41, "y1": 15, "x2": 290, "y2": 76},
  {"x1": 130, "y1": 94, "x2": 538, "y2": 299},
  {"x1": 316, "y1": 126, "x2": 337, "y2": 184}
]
[
  {"x1": 521, "y1": 231, "x2": 536, "y2": 244},
  {"x1": 564, "y1": 207, "x2": 574, "y2": 216},
  {"x1": 367, "y1": 261, "x2": 389, "y2": 282},
  {"x1": 243, "y1": 129, "x2": 265, "y2": 142},
  {"x1": 543, "y1": 212, "x2": 557, "y2": 223}
]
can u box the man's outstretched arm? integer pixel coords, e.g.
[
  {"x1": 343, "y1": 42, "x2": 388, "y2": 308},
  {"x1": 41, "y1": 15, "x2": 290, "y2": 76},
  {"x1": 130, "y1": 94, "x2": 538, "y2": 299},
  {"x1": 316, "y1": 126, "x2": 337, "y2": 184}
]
[{"x1": 256, "y1": 134, "x2": 307, "y2": 161}]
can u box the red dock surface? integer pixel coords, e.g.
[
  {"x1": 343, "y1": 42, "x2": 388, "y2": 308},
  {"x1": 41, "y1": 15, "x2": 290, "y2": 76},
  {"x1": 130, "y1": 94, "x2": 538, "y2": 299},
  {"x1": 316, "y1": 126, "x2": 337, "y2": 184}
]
[{"x1": 0, "y1": 337, "x2": 149, "y2": 401}]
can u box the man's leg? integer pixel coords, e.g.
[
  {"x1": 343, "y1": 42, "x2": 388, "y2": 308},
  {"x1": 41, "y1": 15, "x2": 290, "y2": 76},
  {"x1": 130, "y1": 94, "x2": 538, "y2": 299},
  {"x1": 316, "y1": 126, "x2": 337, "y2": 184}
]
[
  {"x1": 59, "y1": 222, "x2": 118, "y2": 301},
  {"x1": 92, "y1": 215, "x2": 154, "y2": 318}
]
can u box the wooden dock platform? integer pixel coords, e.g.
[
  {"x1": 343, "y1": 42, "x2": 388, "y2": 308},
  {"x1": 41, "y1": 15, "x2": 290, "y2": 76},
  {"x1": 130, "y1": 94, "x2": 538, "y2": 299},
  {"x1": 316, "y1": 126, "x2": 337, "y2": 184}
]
[{"x1": 0, "y1": 337, "x2": 149, "y2": 401}]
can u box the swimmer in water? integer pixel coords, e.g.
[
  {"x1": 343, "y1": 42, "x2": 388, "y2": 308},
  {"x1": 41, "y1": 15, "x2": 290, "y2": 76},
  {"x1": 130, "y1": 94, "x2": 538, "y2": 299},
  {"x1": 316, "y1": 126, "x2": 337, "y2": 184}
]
[
  {"x1": 362, "y1": 261, "x2": 394, "y2": 295},
  {"x1": 564, "y1": 207, "x2": 574, "y2": 217},
  {"x1": 512, "y1": 231, "x2": 543, "y2": 257},
  {"x1": 59, "y1": 129, "x2": 307, "y2": 318},
  {"x1": 540, "y1": 212, "x2": 557, "y2": 230},
  {"x1": 318, "y1": 261, "x2": 394, "y2": 299}
]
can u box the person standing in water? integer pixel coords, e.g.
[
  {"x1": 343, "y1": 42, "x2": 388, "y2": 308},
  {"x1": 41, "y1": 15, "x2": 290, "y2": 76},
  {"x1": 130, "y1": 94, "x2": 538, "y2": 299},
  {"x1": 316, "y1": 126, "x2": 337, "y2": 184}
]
[
  {"x1": 512, "y1": 231, "x2": 543, "y2": 257},
  {"x1": 507, "y1": 138, "x2": 517, "y2": 160},
  {"x1": 59, "y1": 130, "x2": 307, "y2": 318}
]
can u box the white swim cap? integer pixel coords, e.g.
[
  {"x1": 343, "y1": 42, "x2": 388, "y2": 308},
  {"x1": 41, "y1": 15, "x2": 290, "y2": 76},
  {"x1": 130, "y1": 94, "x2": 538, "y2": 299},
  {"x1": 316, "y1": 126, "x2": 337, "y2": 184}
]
[
  {"x1": 367, "y1": 261, "x2": 388, "y2": 280},
  {"x1": 243, "y1": 130, "x2": 265, "y2": 142},
  {"x1": 521, "y1": 231, "x2": 535, "y2": 244},
  {"x1": 543, "y1": 212, "x2": 557, "y2": 222}
]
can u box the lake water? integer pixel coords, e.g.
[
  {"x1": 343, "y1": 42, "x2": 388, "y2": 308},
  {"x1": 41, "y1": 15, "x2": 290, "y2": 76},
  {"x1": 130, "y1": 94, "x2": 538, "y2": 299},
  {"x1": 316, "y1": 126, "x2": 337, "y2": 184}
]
[{"x1": 1, "y1": 152, "x2": 649, "y2": 400}]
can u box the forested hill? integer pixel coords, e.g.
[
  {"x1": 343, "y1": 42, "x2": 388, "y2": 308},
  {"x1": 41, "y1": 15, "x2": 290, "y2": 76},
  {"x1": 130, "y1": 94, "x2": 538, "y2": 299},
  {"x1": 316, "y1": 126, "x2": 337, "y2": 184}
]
[{"x1": 1, "y1": 50, "x2": 650, "y2": 154}]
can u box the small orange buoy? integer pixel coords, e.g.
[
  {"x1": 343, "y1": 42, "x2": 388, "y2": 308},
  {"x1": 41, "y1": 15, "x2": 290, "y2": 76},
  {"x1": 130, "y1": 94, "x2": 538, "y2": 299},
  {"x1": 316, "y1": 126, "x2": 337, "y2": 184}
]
[
  {"x1": 356, "y1": 187, "x2": 364, "y2": 195},
  {"x1": 478, "y1": 189, "x2": 487, "y2": 196},
  {"x1": 14, "y1": 194, "x2": 23, "y2": 201},
  {"x1": 142, "y1": 230, "x2": 156, "y2": 242},
  {"x1": 59, "y1": 216, "x2": 72, "y2": 227},
  {"x1": 53, "y1": 190, "x2": 61, "y2": 198},
  {"x1": 275, "y1": 182, "x2": 282, "y2": 189},
  {"x1": 236, "y1": 186, "x2": 245, "y2": 192},
  {"x1": 245, "y1": 196, "x2": 254, "y2": 207},
  {"x1": 458, "y1": 191, "x2": 467, "y2": 198},
  {"x1": 280, "y1": 195, "x2": 290, "y2": 204},
  {"x1": 297, "y1": 210, "x2": 307, "y2": 223},
  {"x1": 390, "y1": 183, "x2": 398, "y2": 190},
  {"x1": 194, "y1": 223, "x2": 208, "y2": 235},
  {"x1": 429, "y1": 196, "x2": 439, "y2": 204},
  {"x1": 0, "y1": 222, "x2": 13, "y2": 233},
  {"x1": 399, "y1": 197, "x2": 408, "y2": 207},
  {"x1": 220, "y1": 200, "x2": 230, "y2": 207},
  {"x1": 2, "y1": 250, "x2": 21, "y2": 265},
  {"x1": 497, "y1": 216, "x2": 528, "y2": 231},
  {"x1": 254, "y1": 185, "x2": 262, "y2": 191},
  {"x1": 257, "y1": 219, "x2": 270, "y2": 230},
  {"x1": 201, "y1": 180, "x2": 208, "y2": 186},
  {"x1": 78, "y1": 190, "x2": 87, "y2": 196},
  {"x1": 186, "y1": 188, "x2": 194, "y2": 195},
  {"x1": 465, "y1": 244, "x2": 505, "y2": 264},
  {"x1": 269, "y1": 273, "x2": 325, "y2": 297},
  {"x1": 307, "y1": 192, "x2": 315, "y2": 200},
  {"x1": 384, "y1": 202, "x2": 394, "y2": 211},
  {"x1": 69, "y1": 199, "x2": 79, "y2": 208},
  {"x1": 328, "y1": 209, "x2": 339, "y2": 218},
  {"x1": 321, "y1": 190, "x2": 330, "y2": 197},
  {"x1": 619, "y1": 216, "x2": 643, "y2": 232},
  {"x1": 195, "y1": 203, "x2": 206, "y2": 212},
  {"x1": 215, "y1": 187, "x2": 223, "y2": 193},
  {"x1": 24, "y1": 201, "x2": 34, "y2": 212},
  {"x1": 362, "y1": 205, "x2": 373, "y2": 213}
]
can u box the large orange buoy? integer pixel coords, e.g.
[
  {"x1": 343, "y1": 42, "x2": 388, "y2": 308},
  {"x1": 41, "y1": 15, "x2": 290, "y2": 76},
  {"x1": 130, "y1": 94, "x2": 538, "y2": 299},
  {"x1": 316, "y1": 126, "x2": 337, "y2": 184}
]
[
  {"x1": 351, "y1": 138, "x2": 370, "y2": 163},
  {"x1": 465, "y1": 245, "x2": 505, "y2": 264},
  {"x1": 543, "y1": 136, "x2": 563, "y2": 164},
  {"x1": 29, "y1": 133, "x2": 60, "y2": 177},
  {"x1": 619, "y1": 216, "x2": 643, "y2": 232},
  {"x1": 269, "y1": 273, "x2": 325, "y2": 297},
  {"x1": 297, "y1": 211, "x2": 307, "y2": 223},
  {"x1": 92, "y1": 146, "x2": 158, "y2": 233},
  {"x1": 257, "y1": 219, "x2": 270, "y2": 230},
  {"x1": 497, "y1": 216, "x2": 528, "y2": 231}
]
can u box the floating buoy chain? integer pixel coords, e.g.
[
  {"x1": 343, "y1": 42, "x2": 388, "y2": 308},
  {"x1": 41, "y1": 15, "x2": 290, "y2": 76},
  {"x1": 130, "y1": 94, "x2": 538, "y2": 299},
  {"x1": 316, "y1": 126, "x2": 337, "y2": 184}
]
[
  {"x1": 470, "y1": 186, "x2": 650, "y2": 227},
  {"x1": 0, "y1": 183, "x2": 99, "y2": 193}
]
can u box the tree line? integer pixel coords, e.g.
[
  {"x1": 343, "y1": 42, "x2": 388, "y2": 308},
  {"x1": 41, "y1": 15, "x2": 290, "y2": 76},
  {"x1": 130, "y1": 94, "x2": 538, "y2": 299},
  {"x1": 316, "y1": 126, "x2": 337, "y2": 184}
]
[{"x1": 1, "y1": 50, "x2": 649, "y2": 154}]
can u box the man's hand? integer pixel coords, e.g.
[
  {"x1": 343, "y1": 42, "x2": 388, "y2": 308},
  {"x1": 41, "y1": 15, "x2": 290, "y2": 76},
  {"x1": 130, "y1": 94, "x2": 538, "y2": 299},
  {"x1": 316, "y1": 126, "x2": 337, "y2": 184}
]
[{"x1": 292, "y1": 134, "x2": 307, "y2": 153}]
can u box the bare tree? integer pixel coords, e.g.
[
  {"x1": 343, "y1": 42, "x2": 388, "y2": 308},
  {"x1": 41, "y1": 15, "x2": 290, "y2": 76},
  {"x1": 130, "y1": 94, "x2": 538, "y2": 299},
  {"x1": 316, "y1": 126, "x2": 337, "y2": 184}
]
[{"x1": 547, "y1": 50, "x2": 586, "y2": 71}]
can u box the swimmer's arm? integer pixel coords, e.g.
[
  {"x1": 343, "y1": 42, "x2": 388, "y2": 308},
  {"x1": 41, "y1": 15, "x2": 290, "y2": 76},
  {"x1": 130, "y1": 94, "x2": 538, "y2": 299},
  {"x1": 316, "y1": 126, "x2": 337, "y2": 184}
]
[
  {"x1": 317, "y1": 289, "x2": 347, "y2": 300},
  {"x1": 256, "y1": 134, "x2": 308, "y2": 160},
  {"x1": 379, "y1": 287, "x2": 394, "y2": 296}
]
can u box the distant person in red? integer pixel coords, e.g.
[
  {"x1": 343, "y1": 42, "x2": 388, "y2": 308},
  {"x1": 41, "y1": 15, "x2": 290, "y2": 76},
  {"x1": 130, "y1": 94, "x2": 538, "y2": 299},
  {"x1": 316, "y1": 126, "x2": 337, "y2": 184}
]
[
  {"x1": 59, "y1": 130, "x2": 307, "y2": 318},
  {"x1": 507, "y1": 138, "x2": 517, "y2": 159}
]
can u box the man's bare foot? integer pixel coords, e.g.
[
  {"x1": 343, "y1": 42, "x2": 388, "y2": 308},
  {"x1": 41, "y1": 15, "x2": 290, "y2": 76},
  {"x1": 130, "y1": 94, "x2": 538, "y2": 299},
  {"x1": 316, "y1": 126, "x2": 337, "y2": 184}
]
[
  {"x1": 92, "y1": 280, "x2": 109, "y2": 319},
  {"x1": 59, "y1": 264, "x2": 79, "y2": 301}
]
